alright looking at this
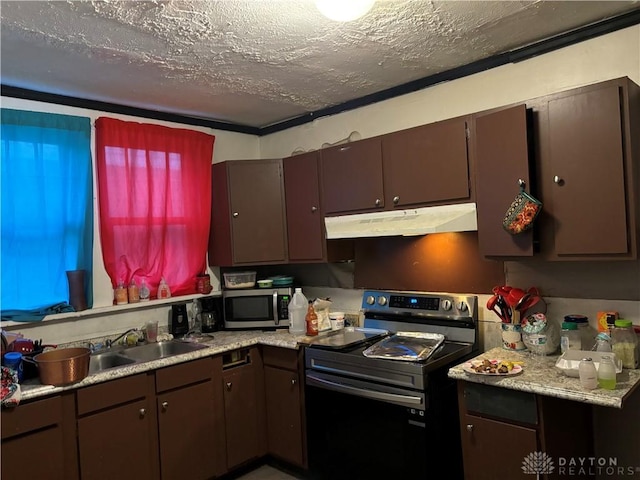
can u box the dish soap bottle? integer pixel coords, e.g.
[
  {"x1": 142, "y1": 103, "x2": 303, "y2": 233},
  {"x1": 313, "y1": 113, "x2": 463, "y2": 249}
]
[
  {"x1": 114, "y1": 279, "x2": 128, "y2": 305},
  {"x1": 158, "y1": 278, "x2": 171, "y2": 299},
  {"x1": 139, "y1": 279, "x2": 150, "y2": 302},
  {"x1": 128, "y1": 279, "x2": 140, "y2": 303}
]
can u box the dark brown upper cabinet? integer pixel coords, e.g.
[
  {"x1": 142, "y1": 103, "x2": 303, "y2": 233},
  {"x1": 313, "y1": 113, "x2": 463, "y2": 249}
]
[
  {"x1": 283, "y1": 151, "x2": 326, "y2": 262},
  {"x1": 473, "y1": 105, "x2": 534, "y2": 257},
  {"x1": 210, "y1": 159, "x2": 288, "y2": 266},
  {"x1": 320, "y1": 137, "x2": 385, "y2": 214},
  {"x1": 536, "y1": 77, "x2": 639, "y2": 260},
  {"x1": 382, "y1": 116, "x2": 472, "y2": 209}
]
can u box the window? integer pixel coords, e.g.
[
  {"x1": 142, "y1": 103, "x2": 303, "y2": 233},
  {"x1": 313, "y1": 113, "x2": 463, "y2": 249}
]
[
  {"x1": 95, "y1": 117, "x2": 214, "y2": 298},
  {"x1": 1, "y1": 109, "x2": 93, "y2": 314}
]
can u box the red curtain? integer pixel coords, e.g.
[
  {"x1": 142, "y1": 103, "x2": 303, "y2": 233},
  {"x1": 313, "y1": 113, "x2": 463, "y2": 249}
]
[{"x1": 95, "y1": 117, "x2": 215, "y2": 298}]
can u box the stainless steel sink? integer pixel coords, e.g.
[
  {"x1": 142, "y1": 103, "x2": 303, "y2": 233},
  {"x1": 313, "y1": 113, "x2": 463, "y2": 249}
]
[
  {"x1": 89, "y1": 351, "x2": 137, "y2": 374},
  {"x1": 122, "y1": 340, "x2": 209, "y2": 362}
]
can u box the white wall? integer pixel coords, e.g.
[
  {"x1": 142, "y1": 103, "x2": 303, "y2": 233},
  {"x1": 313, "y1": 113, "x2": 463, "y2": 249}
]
[{"x1": 259, "y1": 25, "x2": 640, "y2": 158}]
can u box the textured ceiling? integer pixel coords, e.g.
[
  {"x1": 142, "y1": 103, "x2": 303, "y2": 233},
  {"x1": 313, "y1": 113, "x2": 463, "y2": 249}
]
[{"x1": 1, "y1": 1, "x2": 639, "y2": 129}]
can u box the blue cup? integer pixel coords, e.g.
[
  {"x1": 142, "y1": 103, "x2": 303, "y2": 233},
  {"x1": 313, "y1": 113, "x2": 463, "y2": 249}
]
[{"x1": 4, "y1": 352, "x2": 24, "y2": 382}]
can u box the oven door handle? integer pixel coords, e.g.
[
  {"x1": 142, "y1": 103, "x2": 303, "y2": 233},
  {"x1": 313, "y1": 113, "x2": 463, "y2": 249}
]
[{"x1": 306, "y1": 373, "x2": 424, "y2": 406}]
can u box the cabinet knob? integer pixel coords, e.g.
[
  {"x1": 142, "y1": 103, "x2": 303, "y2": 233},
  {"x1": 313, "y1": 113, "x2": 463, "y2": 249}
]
[
  {"x1": 139, "y1": 408, "x2": 146, "y2": 418},
  {"x1": 226, "y1": 382, "x2": 232, "y2": 391},
  {"x1": 393, "y1": 196, "x2": 400, "y2": 205},
  {"x1": 232, "y1": 212, "x2": 239, "y2": 218},
  {"x1": 161, "y1": 401, "x2": 168, "y2": 412},
  {"x1": 291, "y1": 377, "x2": 297, "y2": 386},
  {"x1": 375, "y1": 198, "x2": 381, "y2": 207},
  {"x1": 311, "y1": 206, "x2": 318, "y2": 213},
  {"x1": 466, "y1": 424, "x2": 473, "y2": 432},
  {"x1": 553, "y1": 175, "x2": 563, "y2": 184}
]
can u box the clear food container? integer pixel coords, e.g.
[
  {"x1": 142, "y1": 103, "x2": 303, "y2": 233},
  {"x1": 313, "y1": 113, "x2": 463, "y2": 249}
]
[{"x1": 223, "y1": 271, "x2": 256, "y2": 289}]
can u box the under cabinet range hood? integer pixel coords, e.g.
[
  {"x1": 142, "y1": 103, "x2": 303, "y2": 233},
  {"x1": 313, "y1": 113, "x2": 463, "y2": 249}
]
[{"x1": 324, "y1": 202, "x2": 478, "y2": 239}]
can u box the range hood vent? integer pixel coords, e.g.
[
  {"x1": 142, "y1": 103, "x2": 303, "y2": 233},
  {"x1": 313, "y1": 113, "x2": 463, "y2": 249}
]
[{"x1": 324, "y1": 202, "x2": 477, "y2": 239}]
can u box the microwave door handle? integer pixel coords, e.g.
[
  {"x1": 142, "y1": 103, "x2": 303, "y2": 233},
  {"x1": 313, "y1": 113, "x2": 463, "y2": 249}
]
[{"x1": 273, "y1": 291, "x2": 279, "y2": 325}]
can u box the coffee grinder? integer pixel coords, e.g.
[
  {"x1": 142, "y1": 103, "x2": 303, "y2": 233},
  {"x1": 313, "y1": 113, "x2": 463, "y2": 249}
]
[{"x1": 170, "y1": 303, "x2": 189, "y2": 337}]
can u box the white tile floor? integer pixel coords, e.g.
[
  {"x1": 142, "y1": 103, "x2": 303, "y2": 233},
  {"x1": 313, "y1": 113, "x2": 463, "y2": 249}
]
[{"x1": 235, "y1": 465, "x2": 302, "y2": 480}]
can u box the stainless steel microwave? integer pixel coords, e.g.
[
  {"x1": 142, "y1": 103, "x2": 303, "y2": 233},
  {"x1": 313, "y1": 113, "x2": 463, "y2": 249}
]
[{"x1": 223, "y1": 287, "x2": 293, "y2": 330}]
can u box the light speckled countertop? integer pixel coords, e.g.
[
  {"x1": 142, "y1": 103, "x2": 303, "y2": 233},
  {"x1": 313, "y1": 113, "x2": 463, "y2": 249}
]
[
  {"x1": 19, "y1": 330, "x2": 307, "y2": 402},
  {"x1": 448, "y1": 347, "x2": 640, "y2": 409}
]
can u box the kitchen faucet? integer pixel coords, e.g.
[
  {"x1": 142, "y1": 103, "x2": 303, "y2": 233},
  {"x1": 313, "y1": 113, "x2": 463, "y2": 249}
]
[{"x1": 106, "y1": 328, "x2": 139, "y2": 348}]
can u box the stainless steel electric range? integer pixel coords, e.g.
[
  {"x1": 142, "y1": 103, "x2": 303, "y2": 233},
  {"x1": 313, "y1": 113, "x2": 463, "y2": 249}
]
[{"x1": 304, "y1": 289, "x2": 479, "y2": 480}]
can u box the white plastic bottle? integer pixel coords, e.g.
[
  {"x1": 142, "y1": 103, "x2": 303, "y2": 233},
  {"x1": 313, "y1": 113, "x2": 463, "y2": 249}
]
[
  {"x1": 289, "y1": 288, "x2": 308, "y2": 335},
  {"x1": 578, "y1": 358, "x2": 598, "y2": 390}
]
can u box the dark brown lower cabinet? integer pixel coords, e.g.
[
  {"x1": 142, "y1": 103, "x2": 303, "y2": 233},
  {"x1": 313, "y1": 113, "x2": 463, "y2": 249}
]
[
  {"x1": 76, "y1": 374, "x2": 158, "y2": 480},
  {"x1": 458, "y1": 381, "x2": 594, "y2": 480},
  {"x1": 222, "y1": 347, "x2": 266, "y2": 471},
  {"x1": 1, "y1": 393, "x2": 78, "y2": 480},
  {"x1": 156, "y1": 357, "x2": 225, "y2": 480},
  {"x1": 263, "y1": 346, "x2": 306, "y2": 468}
]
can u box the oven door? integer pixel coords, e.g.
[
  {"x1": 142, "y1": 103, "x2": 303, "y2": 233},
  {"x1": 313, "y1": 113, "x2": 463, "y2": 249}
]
[{"x1": 305, "y1": 370, "x2": 462, "y2": 480}]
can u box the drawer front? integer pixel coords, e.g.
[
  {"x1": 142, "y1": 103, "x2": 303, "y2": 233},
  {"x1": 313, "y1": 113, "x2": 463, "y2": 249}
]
[
  {"x1": 1, "y1": 395, "x2": 63, "y2": 439},
  {"x1": 156, "y1": 357, "x2": 213, "y2": 393},
  {"x1": 77, "y1": 374, "x2": 148, "y2": 416},
  {"x1": 463, "y1": 382, "x2": 538, "y2": 425},
  {"x1": 262, "y1": 345, "x2": 299, "y2": 371}
]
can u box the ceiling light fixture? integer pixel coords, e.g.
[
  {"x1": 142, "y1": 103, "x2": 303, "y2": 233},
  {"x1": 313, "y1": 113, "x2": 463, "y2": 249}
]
[{"x1": 315, "y1": 0, "x2": 375, "y2": 22}]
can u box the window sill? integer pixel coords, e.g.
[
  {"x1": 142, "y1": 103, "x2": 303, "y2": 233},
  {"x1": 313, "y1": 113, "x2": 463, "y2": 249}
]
[{"x1": 0, "y1": 291, "x2": 222, "y2": 328}]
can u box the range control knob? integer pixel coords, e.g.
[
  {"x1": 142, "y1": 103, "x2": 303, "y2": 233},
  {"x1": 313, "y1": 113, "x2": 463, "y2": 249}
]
[
  {"x1": 377, "y1": 296, "x2": 388, "y2": 306},
  {"x1": 456, "y1": 301, "x2": 469, "y2": 312},
  {"x1": 442, "y1": 299, "x2": 452, "y2": 311},
  {"x1": 366, "y1": 295, "x2": 376, "y2": 305}
]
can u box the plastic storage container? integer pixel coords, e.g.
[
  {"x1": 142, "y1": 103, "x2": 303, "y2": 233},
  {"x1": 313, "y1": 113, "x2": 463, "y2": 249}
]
[
  {"x1": 223, "y1": 271, "x2": 256, "y2": 289},
  {"x1": 564, "y1": 315, "x2": 596, "y2": 351},
  {"x1": 560, "y1": 322, "x2": 581, "y2": 354},
  {"x1": 611, "y1": 319, "x2": 639, "y2": 369},
  {"x1": 288, "y1": 288, "x2": 308, "y2": 335}
]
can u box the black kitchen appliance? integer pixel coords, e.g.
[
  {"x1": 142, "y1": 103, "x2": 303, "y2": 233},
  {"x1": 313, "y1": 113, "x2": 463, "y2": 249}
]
[
  {"x1": 200, "y1": 296, "x2": 222, "y2": 333},
  {"x1": 170, "y1": 303, "x2": 189, "y2": 337},
  {"x1": 305, "y1": 289, "x2": 479, "y2": 480}
]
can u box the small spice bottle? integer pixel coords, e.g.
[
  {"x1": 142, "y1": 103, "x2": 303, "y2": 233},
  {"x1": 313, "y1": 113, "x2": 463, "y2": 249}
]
[{"x1": 306, "y1": 301, "x2": 318, "y2": 336}]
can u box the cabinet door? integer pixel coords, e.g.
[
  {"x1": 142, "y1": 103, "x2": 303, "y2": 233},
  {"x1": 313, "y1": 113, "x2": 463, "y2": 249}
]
[
  {"x1": 547, "y1": 85, "x2": 628, "y2": 256},
  {"x1": 2, "y1": 394, "x2": 78, "y2": 480},
  {"x1": 283, "y1": 152, "x2": 326, "y2": 262},
  {"x1": 78, "y1": 399, "x2": 155, "y2": 480},
  {"x1": 320, "y1": 137, "x2": 384, "y2": 214},
  {"x1": 228, "y1": 159, "x2": 288, "y2": 264},
  {"x1": 157, "y1": 381, "x2": 219, "y2": 480},
  {"x1": 3, "y1": 425, "x2": 66, "y2": 480},
  {"x1": 474, "y1": 105, "x2": 534, "y2": 256},
  {"x1": 264, "y1": 366, "x2": 304, "y2": 467},
  {"x1": 460, "y1": 413, "x2": 538, "y2": 480},
  {"x1": 382, "y1": 117, "x2": 471, "y2": 208},
  {"x1": 223, "y1": 366, "x2": 260, "y2": 470}
]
